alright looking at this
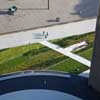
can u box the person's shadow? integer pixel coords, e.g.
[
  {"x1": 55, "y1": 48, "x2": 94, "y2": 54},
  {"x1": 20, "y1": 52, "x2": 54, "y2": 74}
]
[{"x1": 0, "y1": 10, "x2": 9, "y2": 15}]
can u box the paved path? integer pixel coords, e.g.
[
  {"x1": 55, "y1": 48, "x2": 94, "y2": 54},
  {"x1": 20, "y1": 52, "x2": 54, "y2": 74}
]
[
  {"x1": 79, "y1": 69, "x2": 90, "y2": 78},
  {"x1": 0, "y1": 19, "x2": 94, "y2": 77},
  {"x1": 40, "y1": 41, "x2": 91, "y2": 67},
  {"x1": 64, "y1": 41, "x2": 88, "y2": 52},
  {"x1": 65, "y1": 42, "x2": 90, "y2": 78},
  {"x1": 0, "y1": 19, "x2": 96, "y2": 50},
  {"x1": 40, "y1": 40, "x2": 91, "y2": 77},
  {"x1": 65, "y1": 41, "x2": 91, "y2": 78},
  {"x1": 0, "y1": 0, "x2": 98, "y2": 34}
]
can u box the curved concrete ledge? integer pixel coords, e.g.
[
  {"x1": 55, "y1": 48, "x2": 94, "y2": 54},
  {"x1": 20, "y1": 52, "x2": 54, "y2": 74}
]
[{"x1": 0, "y1": 70, "x2": 99, "y2": 100}]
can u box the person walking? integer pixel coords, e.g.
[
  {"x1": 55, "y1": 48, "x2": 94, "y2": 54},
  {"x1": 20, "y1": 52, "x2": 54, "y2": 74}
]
[
  {"x1": 8, "y1": 6, "x2": 17, "y2": 15},
  {"x1": 46, "y1": 32, "x2": 48, "y2": 36},
  {"x1": 43, "y1": 31, "x2": 45, "y2": 36}
]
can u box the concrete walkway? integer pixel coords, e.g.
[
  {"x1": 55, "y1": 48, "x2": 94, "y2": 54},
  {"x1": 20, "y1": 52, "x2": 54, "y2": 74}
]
[
  {"x1": 0, "y1": 19, "x2": 94, "y2": 77},
  {"x1": 65, "y1": 41, "x2": 91, "y2": 78},
  {"x1": 79, "y1": 69, "x2": 90, "y2": 78},
  {"x1": 0, "y1": 18, "x2": 96, "y2": 50},
  {"x1": 40, "y1": 41, "x2": 91, "y2": 67},
  {"x1": 40, "y1": 40, "x2": 91, "y2": 77},
  {"x1": 64, "y1": 41, "x2": 88, "y2": 52}
]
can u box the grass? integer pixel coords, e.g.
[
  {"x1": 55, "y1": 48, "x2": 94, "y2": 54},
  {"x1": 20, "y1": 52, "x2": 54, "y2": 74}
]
[
  {"x1": 0, "y1": 48, "x2": 67, "y2": 74},
  {"x1": 77, "y1": 47, "x2": 93, "y2": 60},
  {"x1": 0, "y1": 43, "x2": 43, "y2": 64},
  {"x1": 48, "y1": 47, "x2": 93, "y2": 74},
  {"x1": 0, "y1": 32, "x2": 94, "y2": 75},
  {"x1": 48, "y1": 32, "x2": 94, "y2": 73},
  {"x1": 48, "y1": 58, "x2": 88, "y2": 74},
  {"x1": 51, "y1": 32, "x2": 94, "y2": 48}
]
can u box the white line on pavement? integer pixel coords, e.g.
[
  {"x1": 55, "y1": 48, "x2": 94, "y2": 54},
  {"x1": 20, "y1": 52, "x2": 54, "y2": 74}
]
[
  {"x1": 79, "y1": 69, "x2": 90, "y2": 78},
  {"x1": 40, "y1": 41, "x2": 91, "y2": 67}
]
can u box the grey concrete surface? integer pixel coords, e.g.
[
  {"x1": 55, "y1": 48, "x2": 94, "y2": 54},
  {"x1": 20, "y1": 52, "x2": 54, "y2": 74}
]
[
  {"x1": 0, "y1": 19, "x2": 96, "y2": 50},
  {"x1": 74, "y1": 0, "x2": 99, "y2": 18},
  {"x1": 0, "y1": 0, "x2": 48, "y2": 9},
  {"x1": 0, "y1": 0, "x2": 99, "y2": 34}
]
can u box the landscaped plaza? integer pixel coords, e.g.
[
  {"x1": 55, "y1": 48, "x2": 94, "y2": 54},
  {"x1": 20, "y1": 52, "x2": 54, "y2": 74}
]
[
  {"x1": 0, "y1": 0, "x2": 100, "y2": 99},
  {"x1": 0, "y1": 32, "x2": 94, "y2": 75}
]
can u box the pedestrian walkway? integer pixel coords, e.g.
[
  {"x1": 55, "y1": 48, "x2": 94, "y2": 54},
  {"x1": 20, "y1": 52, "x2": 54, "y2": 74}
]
[
  {"x1": 40, "y1": 41, "x2": 91, "y2": 77},
  {"x1": 40, "y1": 41, "x2": 91, "y2": 67},
  {"x1": 64, "y1": 41, "x2": 88, "y2": 52},
  {"x1": 79, "y1": 69, "x2": 90, "y2": 78},
  {"x1": 0, "y1": 19, "x2": 96, "y2": 50}
]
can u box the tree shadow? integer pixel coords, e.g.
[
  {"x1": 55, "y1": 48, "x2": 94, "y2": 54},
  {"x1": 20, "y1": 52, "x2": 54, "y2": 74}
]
[{"x1": 73, "y1": 0, "x2": 99, "y2": 18}]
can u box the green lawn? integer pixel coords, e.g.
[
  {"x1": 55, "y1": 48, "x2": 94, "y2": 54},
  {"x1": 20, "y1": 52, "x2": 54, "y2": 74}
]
[
  {"x1": 0, "y1": 32, "x2": 94, "y2": 75},
  {"x1": 48, "y1": 32, "x2": 94, "y2": 74},
  {"x1": 0, "y1": 43, "x2": 43, "y2": 64},
  {"x1": 48, "y1": 47, "x2": 93, "y2": 74},
  {"x1": 51, "y1": 32, "x2": 94, "y2": 48},
  {"x1": 0, "y1": 48, "x2": 67, "y2": 74},
  {"x1": 77, "y1": 47, "x2": 93, "y2": 60}
]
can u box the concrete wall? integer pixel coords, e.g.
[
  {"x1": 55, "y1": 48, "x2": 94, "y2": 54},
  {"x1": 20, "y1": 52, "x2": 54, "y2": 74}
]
[{"x1": 89, "y1": 1, "x2": 100, "y2": 92}]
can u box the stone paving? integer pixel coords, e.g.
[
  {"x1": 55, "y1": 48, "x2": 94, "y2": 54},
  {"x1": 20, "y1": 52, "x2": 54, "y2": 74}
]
[
  {"x1": 0, "y1": 19, "x2": 96, "y2": 50},
  {"x1": 0, "y1": 0, "x2": 48, "y2": 10},
  {"x1": 0, "y1": 0, "x2": 98, "y2": 34}
]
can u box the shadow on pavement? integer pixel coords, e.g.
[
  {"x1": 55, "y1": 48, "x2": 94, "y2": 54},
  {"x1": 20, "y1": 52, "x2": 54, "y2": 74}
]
[
  {"x1": 0, "y1": 10, "x2": 9, "y2": 15},
  {"x1": 73, "y1": 0, "x2": 99, "y2": 18}
]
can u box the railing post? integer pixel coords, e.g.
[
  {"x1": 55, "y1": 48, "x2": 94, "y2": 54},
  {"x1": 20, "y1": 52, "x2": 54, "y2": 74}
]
[{"x1": 48, "y1": 0, "x2": 50, "y2": 10}]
